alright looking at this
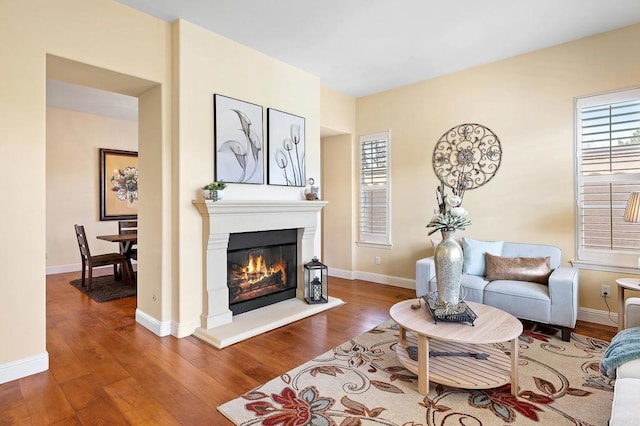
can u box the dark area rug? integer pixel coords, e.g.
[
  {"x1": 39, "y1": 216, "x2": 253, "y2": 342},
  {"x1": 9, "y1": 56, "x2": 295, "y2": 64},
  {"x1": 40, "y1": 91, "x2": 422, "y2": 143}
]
[{"x1": 69, "y1": 274, "x2": 137, "y2": 302}]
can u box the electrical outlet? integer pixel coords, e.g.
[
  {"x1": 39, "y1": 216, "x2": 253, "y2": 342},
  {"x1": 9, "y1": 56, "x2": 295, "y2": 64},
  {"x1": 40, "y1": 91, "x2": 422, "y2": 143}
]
[
  {"x1": 601, "y1": 284, "x2": 610, "y2": 297},
  {"x1": 375, "y1": 256, "x2": 381, "y2": 265}
]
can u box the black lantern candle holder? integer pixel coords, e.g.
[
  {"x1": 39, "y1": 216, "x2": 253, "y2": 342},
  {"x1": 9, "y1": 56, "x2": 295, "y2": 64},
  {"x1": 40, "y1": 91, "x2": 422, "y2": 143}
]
[{"x1": 304, "y1": 256, "x2": 328, "y2": 304}]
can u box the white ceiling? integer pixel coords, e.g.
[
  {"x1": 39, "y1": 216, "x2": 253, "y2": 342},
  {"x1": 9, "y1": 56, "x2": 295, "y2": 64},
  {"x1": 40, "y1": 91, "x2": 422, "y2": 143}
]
[
  {"x1": 115, "y1": 0, "x2": 640, "y2": 97},
  {"x1": 48, "y1": 0, "x2": 640, "y2": 121}
]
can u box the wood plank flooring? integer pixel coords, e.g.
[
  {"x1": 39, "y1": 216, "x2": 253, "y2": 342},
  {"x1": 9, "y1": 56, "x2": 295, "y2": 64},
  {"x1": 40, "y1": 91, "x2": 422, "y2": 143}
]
[{"x1": 0, "y1": 272, "x2": 617, "y2": 425}]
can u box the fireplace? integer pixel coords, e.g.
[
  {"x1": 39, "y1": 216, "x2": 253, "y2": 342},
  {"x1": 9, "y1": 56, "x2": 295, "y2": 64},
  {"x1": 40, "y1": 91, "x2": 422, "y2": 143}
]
[
  {"x1": 227, "y1": 229, "x2": 297, "y2": 315},
  {"x1": 193, "y1": 199, "x2": 344, "y2": 348}
]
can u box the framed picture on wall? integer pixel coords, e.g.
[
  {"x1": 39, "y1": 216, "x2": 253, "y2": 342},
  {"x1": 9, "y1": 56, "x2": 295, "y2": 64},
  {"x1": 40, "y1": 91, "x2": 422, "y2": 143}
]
[
  {"x1": 99, "y1": 148, "x2": 138, "y2": 221},
  {"x1": 267, "y1": 108, "x2": 305, "y2": 187},
  {"x1": 214, "y1": 94, "x2": 264, "y2": 184}
]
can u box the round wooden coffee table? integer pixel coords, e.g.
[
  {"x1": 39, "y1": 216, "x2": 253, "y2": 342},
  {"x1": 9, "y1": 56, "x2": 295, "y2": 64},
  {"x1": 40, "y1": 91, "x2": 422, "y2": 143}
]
[{"x1": 389, "y1": 299, "x2": 522, "y2": 396}]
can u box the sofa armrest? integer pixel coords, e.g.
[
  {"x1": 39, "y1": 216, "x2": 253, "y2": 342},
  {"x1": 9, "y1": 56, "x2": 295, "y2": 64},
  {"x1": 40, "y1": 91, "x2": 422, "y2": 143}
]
[
  {"x1": 548, "y1": 266, "x2": 579, "y2": 328},
  {"x1": 625, "y1": 297, "x2": 640, "y2": 329},
  {"x1": 416, "y1": 257, "x2": 436, "y2": 297}
]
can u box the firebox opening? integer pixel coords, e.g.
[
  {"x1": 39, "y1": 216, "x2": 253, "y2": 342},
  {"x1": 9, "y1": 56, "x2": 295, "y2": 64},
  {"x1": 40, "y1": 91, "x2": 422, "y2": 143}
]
[{"x1": 227, "y1": 229, "x2": 297, "y2": 315}]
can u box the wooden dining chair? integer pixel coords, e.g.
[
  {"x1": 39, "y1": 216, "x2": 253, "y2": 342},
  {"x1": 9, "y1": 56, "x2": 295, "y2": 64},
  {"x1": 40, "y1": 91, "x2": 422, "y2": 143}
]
[
  {"x1": 74, "y1": 224, "x2": 132, "y2": 290},
  {"x1": 118, "y1": 220, "x2": 137, "y2": 260}
]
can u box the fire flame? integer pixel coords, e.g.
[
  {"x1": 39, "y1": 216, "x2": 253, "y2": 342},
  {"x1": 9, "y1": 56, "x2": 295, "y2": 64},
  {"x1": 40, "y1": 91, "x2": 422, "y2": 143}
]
[{"x1": 242, "y1": 254, "x2": 286, "y2": 284}]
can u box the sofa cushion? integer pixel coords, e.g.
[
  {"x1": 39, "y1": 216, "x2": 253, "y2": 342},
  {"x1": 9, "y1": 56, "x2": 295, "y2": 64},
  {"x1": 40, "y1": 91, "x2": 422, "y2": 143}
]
[
  {"x1": 610, "y1": 378, "x2": 640, "y2": 425},
  {"x1": 484, "y1": 280, "x2": 551, "y2": 323},
  {"x1": 485, "y1": 253, "x2": 552, "y2": 284},
  {"x1": 460, "y1": 274, "x2": 489, "y2": 303},
  {"x1": 427, "y1": 274, "x2": 488, "y2": 303},
  {"x1": 617, "y1": 357, "x2": 640, "y2": 379},
  {"x1": 462, "y1": 238, "x2": 504, "y2": 276}
]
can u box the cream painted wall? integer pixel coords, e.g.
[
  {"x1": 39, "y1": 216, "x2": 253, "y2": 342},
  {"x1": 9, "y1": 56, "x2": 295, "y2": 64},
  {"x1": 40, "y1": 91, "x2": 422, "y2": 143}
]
[
  {"x1": 137, "y1": 84, "x2": 170, "y2": 324},
  {"x1": 354, "y1": 24, "x2": 640, "y2": 312},
  {"x1": 172, "y1": 20, "x2": 322, "y2": 333},
  {"x1": 320, "y1": 86, "x2": 356, "y2": 135},
  {"x1": 322, "y1": 134, "x2": 354, "y2": 271},
  {"x1": 0, "y1": 0, "x2": 170, "y2": 372},
  {"x1": 46, "y1": 108, "x2": 138, "y2": 268},
  {"x1": 4, "y1": 0, "x2": 636, "y2": 385},
  {"x1": 319, "y1": 87, "x2": 357, "y2": 273}
]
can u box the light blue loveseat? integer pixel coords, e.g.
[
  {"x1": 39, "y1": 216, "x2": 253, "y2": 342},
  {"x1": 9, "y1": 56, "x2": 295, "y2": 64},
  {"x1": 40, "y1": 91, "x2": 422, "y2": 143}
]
[{"x1": 415, "y1": 239, "x2": 579, "y2": 341}]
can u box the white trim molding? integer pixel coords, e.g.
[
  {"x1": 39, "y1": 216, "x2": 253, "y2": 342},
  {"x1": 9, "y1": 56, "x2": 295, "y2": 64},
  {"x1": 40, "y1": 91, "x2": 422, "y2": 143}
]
[
  {"x1": 572, "y1": 260, "x2": 640, "y2": 275},
  {"x1": 577, "y1": 306, "x2": 619, "y2": 328},
  {"x1": 47, "y1": 261, "x2": 137, "y2": 276},
  {"x1": 335, "y1": 270, "x2": 416, "y2": 290},
  {"x1": 171, "y1": 319, "x2": 201, "y2": 338},
  {"x1": 0, "y1": 352, "x2": 49, "y2": 384},
  {"x1": 328, "y1": 268, "x2": 356, "y2": 280},
  {"x1": 135, "y1": 309, "x2": 172, "y2": 337},
  {"x1": 47, "y1": 263, "x2": 83, "y2": 275},
  {"x1": 355, "y1": 271, "x2": 416, "y2": 290}
]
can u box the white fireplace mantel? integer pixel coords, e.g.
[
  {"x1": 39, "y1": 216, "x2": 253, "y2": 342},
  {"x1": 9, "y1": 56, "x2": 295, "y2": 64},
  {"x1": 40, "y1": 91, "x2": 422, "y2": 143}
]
[{"x1": 192, "y1": 199, "x2": 343, "y2": 348}]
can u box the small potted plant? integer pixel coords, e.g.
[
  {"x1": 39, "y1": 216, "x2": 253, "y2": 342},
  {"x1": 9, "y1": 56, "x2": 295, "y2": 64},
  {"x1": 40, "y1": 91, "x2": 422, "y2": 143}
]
[{"x1": 202, "y1": 180, "x2": 227, "y2": 201}]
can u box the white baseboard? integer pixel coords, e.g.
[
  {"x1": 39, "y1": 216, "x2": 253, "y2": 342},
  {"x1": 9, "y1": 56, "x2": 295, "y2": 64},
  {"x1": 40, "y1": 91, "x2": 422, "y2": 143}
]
[
  {"x1": 0, "y1": 352, "x2": 49, "y2": 385},
  {"x1": 328, "y1": 268, "x2": 416, "y2": 289},
  {"x1": 47, "y1": 261, "x2": 138, "y2": 276},
  {"x1": 331, "y1": 270, "x2": 620, "y2": 328},
  {"x1": 578, "y1": 306, "x2": 619, "y2": 328},
  {"x1": 329, "y1": 268, "x2": 356, "y2": 280},
  {"x1": 58, "y1": 264, "x2": 620, "y2": 332},
  {"x1": 47, "y1": 263, "x2": 85, "y2": 275},
  {"x1": 171, "y1": 319, "x2": 200, "y2": 338},
  {"x1": 354, "y1": 271, "x2": 416, "y2": 290},
  {"x1": 135, "y1": 309, "x2": 172, "y2": 337}
]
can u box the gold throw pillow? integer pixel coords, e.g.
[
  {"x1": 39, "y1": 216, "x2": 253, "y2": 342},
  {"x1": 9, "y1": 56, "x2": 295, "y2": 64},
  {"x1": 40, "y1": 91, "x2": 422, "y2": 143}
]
[{"x1": 484, "y1": 253, "x2": 552, "y2": 284}]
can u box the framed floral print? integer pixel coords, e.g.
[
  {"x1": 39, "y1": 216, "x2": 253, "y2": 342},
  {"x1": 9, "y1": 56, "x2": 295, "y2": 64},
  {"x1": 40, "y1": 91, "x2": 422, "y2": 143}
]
[
  {"x1": 267, "y1": 108, "x2": 305, "y2": 187},
  {"x1": 99, "y1": 148, "x2": 138, "y2": 221},
  {"x1": 214, "y1": 94, "x2": 264, "y2": 184}
]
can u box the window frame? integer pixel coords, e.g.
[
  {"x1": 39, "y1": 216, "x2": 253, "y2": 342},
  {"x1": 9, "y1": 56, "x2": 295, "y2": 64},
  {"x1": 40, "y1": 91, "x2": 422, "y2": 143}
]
[
  {"x1": 574, "y1": 87, "x2": 640, "y2": 271},
  {"x1": 358, "y1": 131, "x2": 392, "y2": 247}
]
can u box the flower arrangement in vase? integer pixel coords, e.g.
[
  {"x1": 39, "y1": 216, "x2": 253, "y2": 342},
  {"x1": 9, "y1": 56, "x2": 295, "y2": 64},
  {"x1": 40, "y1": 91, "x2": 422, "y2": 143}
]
[{"x1": 426, "y1": 179, "x2": 471, "y2": 236}]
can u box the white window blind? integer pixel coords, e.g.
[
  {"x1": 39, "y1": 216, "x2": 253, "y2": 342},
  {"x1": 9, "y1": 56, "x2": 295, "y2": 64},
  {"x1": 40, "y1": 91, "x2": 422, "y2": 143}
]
[
  {"x1": 576, "y1": 88, "x2": 640, "y2": 268},
  {"x1": 359, "y1": 131, "x2": 391, "y2": 245}
]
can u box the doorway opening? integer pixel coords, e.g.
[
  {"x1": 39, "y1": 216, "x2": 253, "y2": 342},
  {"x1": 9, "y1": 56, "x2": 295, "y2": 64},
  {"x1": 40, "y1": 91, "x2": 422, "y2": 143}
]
[{"x1": 45, "y1": 54, "x2": 163, "y2": 332}]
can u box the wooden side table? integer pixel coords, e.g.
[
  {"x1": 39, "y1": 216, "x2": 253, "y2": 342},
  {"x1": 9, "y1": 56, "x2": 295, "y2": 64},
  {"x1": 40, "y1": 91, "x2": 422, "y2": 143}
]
[{"x1": 616, "y1": 278, "x2": 640, "y2": 331}]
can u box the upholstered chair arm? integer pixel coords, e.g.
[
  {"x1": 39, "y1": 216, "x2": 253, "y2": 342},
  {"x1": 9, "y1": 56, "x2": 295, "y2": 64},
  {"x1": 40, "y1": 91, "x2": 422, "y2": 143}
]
[
  {"x1": 548, "y1": 266, "x2": 579, "y2": 328},
  {"x1": 625, "y1": 297, "x2": 640, "y2": 329},
  {"x1": 416, "y1": 257, "x2": 436, "y2": 297}
]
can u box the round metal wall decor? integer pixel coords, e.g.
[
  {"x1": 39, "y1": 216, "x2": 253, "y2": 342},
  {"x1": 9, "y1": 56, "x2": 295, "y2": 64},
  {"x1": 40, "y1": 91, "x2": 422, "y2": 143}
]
[{"x1": 433, "y1": 123, "x2": 502, "y2": 191}]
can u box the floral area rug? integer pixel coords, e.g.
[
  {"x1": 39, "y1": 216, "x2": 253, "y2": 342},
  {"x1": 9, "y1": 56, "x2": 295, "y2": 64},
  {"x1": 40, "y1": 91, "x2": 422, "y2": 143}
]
[{"x1": 218, "y1": 320, "x2": 614, "y2": 425}]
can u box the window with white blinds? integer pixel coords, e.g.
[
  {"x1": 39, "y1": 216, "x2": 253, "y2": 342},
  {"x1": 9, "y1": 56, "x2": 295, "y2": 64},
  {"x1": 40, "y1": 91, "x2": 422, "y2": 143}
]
[
  {"x1": 576, "y1": 88, "x2": 640, "y2": 269},
  {"x1": 359, "y1": 131, "x2": 391, "y2": 245}
]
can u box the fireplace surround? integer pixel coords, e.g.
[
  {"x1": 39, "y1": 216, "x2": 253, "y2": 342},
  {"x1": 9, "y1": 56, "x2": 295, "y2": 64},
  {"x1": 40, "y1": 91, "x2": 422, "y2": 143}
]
[{"x1": 192, "y1": 199, "x2": 344, "y2": 348}]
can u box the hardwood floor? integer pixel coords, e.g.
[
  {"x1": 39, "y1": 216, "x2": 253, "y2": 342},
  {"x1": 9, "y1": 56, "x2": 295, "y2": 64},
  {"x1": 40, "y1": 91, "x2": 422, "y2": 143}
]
[{"x1": 0, "y1": 272, "x2": 617, "y2": 425}]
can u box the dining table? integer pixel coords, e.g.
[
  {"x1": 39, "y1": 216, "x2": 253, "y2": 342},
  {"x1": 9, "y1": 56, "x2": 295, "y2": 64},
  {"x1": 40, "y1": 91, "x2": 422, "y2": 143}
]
[
  {"x1": 96, "y1": 232, "x2": 137, "y2": 280},
  {"x1": 96, "y1": 232, "x2": 138, "y2": 257}
]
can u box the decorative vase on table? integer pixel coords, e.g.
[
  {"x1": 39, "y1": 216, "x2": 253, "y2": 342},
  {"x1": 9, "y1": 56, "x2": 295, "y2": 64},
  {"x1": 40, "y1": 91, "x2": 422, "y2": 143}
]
[
  {"x1": 433, "y1": 230, "x2": 463, "y2": 306},
  {"x1": 426, "y1": 179, "x2": 471, "y2": 308}
]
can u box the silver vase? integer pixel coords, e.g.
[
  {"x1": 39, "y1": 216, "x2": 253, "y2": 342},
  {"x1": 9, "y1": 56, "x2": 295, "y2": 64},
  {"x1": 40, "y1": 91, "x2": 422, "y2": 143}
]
[{"x1": 434, "y1": 230, "x2": 463, "y2": 306}]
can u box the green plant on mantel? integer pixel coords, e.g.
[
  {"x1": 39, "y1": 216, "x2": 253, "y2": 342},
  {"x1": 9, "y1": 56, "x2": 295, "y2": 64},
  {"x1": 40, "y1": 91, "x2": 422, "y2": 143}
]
[{"x1": 202, "y1": 180, "x2": 227, "y2": 191}]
